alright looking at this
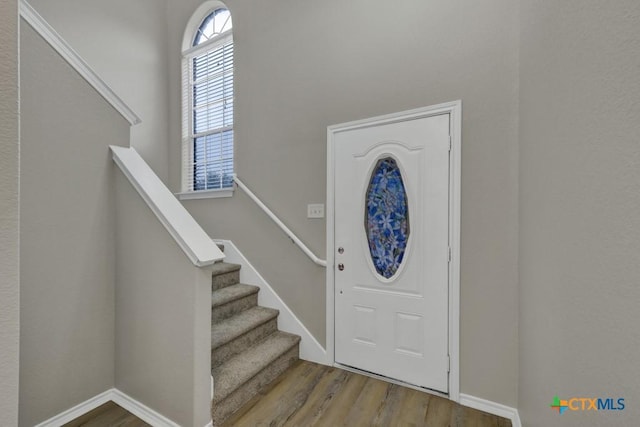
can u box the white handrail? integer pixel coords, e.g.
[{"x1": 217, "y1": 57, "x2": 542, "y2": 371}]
[
  {"x1": 234, "y1": 176, "x2": 327, "y2": 268},
  {"x1": 111, "y1": 146, "x2": 225, "y2": 267},
  {"x1": 20, "y1": 0, "x2": 141, "y2": 126}
]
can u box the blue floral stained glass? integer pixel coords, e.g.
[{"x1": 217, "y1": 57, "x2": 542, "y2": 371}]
[{"x1": 365, "y1": 157, "x2": 410, "y2": 279}]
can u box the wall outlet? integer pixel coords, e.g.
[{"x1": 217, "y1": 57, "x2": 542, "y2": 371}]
[{"x1": 307, "y1": 203, "x2": 324, "y2": 219}]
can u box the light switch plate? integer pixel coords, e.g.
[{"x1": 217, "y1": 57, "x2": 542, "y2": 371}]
[{"x1": 307, "y1": 203, "x2": 324, "y2": 218}]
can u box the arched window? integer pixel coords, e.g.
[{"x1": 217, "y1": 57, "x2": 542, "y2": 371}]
[{"x1": 181, "y1": 3, "x2": 234, "y2": 196}]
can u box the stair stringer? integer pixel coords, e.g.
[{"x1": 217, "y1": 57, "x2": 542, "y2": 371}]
[{"x1": 214, "y1": 239, "x2": 329, "y2": 365}]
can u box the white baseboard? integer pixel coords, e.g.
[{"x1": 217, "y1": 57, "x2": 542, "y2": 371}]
[
  {"x1": 33, "y1": 389, "x2": 113, "y2": 427},
  {"x1": 19, "y1": 0, "x2": 141, "y2": 125},
  {"x1": 216, "y1": 239, "x2": 329, "y2": 365},
  {"x1": 460, "y1": 393, "x2": 521, "y2": 427},
  {"x1": 34, "y1": 388, "x2": 212, "y2": 427},
  {"x1": 110, "y1": 389, "x2": 181, "y2": 427}
]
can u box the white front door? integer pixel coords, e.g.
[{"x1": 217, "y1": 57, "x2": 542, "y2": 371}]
[{"x1": 333, "y1": 112, "x2": 450, "y2": 393}]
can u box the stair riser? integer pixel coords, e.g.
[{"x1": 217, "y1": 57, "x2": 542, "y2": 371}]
[
  {"x1": 212, "y1": 293, "x2": 258, "y2": 323},
  {"x1": 212, "y1": 319, "x2": 278, "y2": 369},
  {"x1": 212, "y1": 344, "x2": 299, "y2": 425},
  {"x1": 212, "y1": 270, "x2": 240, "y2": 291}
]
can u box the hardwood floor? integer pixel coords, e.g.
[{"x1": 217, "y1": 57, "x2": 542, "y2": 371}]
[
  {"x1": 62, "y1": 401, "x2": 149, "y2": 427},
  {"x1": 64, "y1": 362, "x2": 511, "y2": 426},
  {"x1": 223, "y1": 361, "x2": 512, "y2": 427}
]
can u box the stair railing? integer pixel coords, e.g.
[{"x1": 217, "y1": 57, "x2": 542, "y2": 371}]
[
  {"x1": 112, "y1": 146, "x2": 225, "y2": 266},
  {"x1": 233, "y1": 176, "x2": 327, "y2": 268}
]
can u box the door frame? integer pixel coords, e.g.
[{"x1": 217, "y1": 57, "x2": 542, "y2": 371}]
[{"x1": 326, "y1": 100, "x2": 461, "y2": 402}]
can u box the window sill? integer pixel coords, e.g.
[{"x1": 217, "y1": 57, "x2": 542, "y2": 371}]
[{"x1": 176, "y1": 188, "x2": 234, "y2": 200}]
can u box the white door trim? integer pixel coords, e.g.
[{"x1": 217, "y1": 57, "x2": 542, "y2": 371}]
[{"x1": 326, "y1": 100, "x2": 461, "y2": 402}]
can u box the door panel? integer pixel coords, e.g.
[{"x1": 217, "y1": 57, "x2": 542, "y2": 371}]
[{"x1": 334, "y1": 113, "x2": 450, "y2": 393}]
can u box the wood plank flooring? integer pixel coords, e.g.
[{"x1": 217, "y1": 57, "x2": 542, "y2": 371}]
[
  {"x1": 62, "y1": 401, "x2": 149, "y2": 427},
  {"x1": 223, "y1": 360, "x2": 512, "y2": 427},
  {"x1": 64, "y1": 361, "x2": 511, "y2": 426}
]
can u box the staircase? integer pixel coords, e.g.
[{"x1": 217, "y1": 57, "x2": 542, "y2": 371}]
[{"x1": 210, "y1": 255, "x2": 301, "y2": 425}]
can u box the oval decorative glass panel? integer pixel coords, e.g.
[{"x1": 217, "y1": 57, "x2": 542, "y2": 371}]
[{"x1": 365, "y1": 157, "x2": 410, "y2": 279}]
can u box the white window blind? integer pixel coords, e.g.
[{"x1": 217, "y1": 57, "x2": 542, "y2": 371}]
[{"x1": 182, "y1": 9, "x2": 234, "y2": 193}]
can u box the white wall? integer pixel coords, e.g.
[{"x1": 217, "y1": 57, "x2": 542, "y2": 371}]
[
  {"x1": 19, "y1": 23, "x2": 130, "y2": 426},
  {"x1": 519, "y1": 1, "x2": 640, "y2": 425},
  {"x1": 0, "y1": 0, "x2": 20, "y2": 425},
  {"x1": 114, "y1": 171, "x2": 212, "y2": 427},
  {"x1": 167, "y1": 0, "x2": 520, "y2": 407},
  {"x1": 28, "y1": 0, "x2": 170, "y2": 181}
]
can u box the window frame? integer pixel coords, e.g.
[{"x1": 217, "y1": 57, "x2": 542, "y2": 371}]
[{"x1": 178, "y1": 2, "x2": 235, "y2": 200}]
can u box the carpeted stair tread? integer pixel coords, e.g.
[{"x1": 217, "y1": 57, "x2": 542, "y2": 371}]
[
  {"x1": 212, "y1": 283, "x2": 259, "y2": 308},
  {"x1": 212, "y1": 331, "x2": 301, "y2": 403},
  {"x1": 212, "y1": 306, "x2": 279, "y2": 350},
  {"x1": 211, "y1": 262, "x2": 241, "y2": 291},
  {"x1": 210, "y1": 262, "x2": 240, "y2": 277}
]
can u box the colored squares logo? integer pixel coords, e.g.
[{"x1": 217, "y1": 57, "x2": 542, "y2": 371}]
[{"x1": 551, "y1": 396, "x2": 569, "y2": 414}]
